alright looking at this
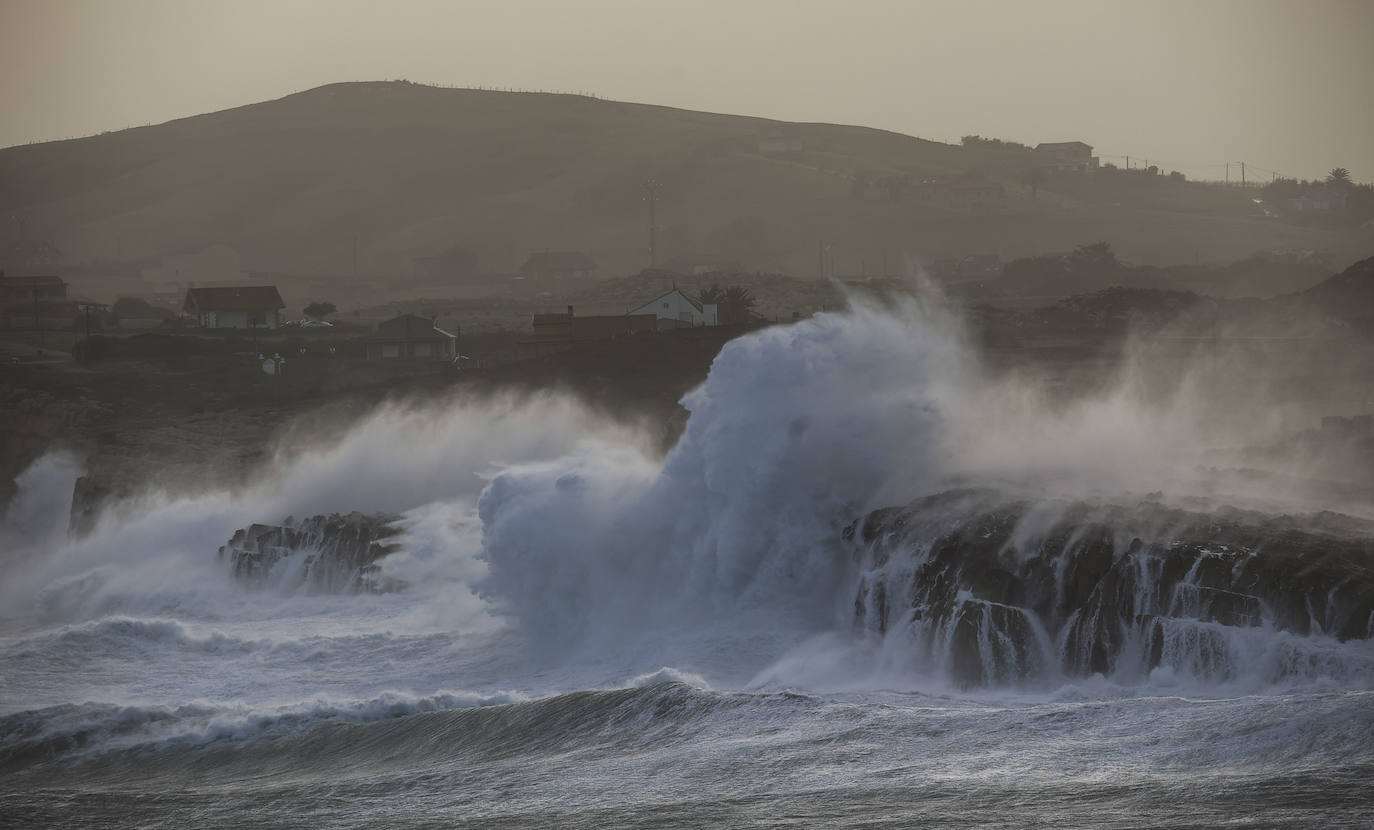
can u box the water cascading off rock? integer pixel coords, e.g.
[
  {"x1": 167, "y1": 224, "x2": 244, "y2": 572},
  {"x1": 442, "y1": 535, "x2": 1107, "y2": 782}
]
[
  {"x1": 847, "y1": 489, "x2": 1374, "y2": 688},
  {"x1": 217, "y1": 511, "x2": 403, "y2": 593}
]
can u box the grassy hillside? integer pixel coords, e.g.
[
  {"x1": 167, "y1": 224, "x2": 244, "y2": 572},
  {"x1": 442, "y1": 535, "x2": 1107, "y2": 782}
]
[{"x1": 1, "y1": 81, "x2": 1368, "y2": 283}]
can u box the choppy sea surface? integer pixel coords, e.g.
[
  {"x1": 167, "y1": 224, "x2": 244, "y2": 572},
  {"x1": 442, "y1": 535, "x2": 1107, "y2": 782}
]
[{"x1": 3, "y1": 302, "x2": 1372, "y2": 827}]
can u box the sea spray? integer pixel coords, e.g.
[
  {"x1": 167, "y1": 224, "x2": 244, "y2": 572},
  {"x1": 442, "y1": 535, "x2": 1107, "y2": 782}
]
[
  {"x1": 479, "y1": 303, "x2": 964, "y2": 658},
  {"x1": 3, "y1": 297, "x2": 1370, "y2": 696},
  {"x1": 2, "y1": 392, "x2": 631, "y2": 622}
]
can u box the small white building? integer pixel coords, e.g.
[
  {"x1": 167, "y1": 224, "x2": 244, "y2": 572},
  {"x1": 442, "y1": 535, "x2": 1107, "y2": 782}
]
[
  {"x1": 183, "y1": 285, "x2": 285, "y2": 329},
  {"x1": 1034, "y1": 141, "x2": 1099, "y2": 173},
  {"x1": 629, "y1": 289, "x2": 717, "y2": 329},
  {"x1": 1289, "y1": 186, "x2": 1348, "y2": 213}
]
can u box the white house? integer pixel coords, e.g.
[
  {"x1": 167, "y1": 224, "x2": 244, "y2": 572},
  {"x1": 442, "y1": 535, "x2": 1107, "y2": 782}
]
[
  {"x1": 629, "y1": 289, "x2": 717, "y2": 329},
  {"x1": 1034, "y1": 141, "x2": 1099, "y2": 173},
  {"x1": 363, "y1": 313, "x2": 457, "y2": 360},
  {"x1": 1289, "y1": 186, "x2": 1348, "y2": 213},
  {"x1": 183, "y1": 285, "x2": 285, "y2": 329}
]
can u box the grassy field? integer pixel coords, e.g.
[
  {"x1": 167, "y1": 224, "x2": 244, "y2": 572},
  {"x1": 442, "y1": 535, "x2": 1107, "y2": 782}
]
[
  {"x1": 0, "y1": 330, "x2": 84, "y2": 354},
  {"x1": 3, "y1": 81, "x2": 1368, "y2": 296}
]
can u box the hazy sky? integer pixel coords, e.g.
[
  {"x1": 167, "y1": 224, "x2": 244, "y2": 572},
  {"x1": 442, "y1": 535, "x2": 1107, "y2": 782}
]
[{"x1": 3, "y1": 0, "x2": 1372, "y2": 181}]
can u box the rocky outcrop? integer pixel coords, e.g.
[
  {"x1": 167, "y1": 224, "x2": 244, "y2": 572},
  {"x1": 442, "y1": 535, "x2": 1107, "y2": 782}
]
[
  {"x1": 848, "y1": 489, "x2": 1374, "y2": 688},
  {"x1": 218, "y1": 512, "x2": 403, "y2": 593}
]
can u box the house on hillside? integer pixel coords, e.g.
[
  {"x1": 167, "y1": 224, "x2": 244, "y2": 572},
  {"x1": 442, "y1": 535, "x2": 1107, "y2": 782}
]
[
  {"x1": 1289, "y1": 186, "x2": 1348, "y2": 213},
  {"x1": 521, "y1": 251, "x2": 596, "y2": 293},
  {"x1": 0, "y1": 273, "x2": 67, "y2": 305},
  {"x1": 362, "y1": 313, "x2": 456, "y2": 360},
  {"x1": 1, "y1": 273, "x2": 65, "y2": 328},
  {"x1": 529, "y1": 305, "x2": 657, "y2": 343},
  {"x1": 1035, "y1": 141, "x2": 1098, "y2": 173},
  {"x1": 629, "y1": 289, "x2": 717, "y2": 330},
  {"x1": 1, "y1": 274, "x2": 113, "y2": 329},
  {"x1": 183, "y1": 285, "x2": 285, "y2": 329}
]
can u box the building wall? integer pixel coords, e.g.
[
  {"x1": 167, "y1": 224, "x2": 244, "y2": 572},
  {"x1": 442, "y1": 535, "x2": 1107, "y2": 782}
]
[
  {"x1": 630, "y1": 291, "x2": 710, "y2": 326},
  {"x1": 0, "y1": 281, "x2": 67, "y2": 304},
  {"x1": 366, "y1": 338, "x2": 455, "y2": 360},
  {"x1": 200, "y1": 309, "x2": 279, "y2": 329}
]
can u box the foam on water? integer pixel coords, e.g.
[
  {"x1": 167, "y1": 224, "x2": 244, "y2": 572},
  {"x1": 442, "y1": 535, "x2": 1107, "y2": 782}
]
[{"x1": 1, "y1": 294, "x2": 1372, "y2": 820}]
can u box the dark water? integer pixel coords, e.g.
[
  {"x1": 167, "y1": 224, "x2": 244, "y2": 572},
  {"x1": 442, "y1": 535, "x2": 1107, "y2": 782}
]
[
  {"x1": 4, "y1": 305, "x2": 1373, "y2": 827},
  {"x1": 4, "y1": 682, "x2": 1373, "y2": 828}
]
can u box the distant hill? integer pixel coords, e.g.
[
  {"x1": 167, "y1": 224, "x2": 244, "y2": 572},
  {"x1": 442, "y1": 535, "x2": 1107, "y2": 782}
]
[
  {"x1": 1299, "y1": 255, "x2": 1374, "y2": 328},
  {"x1": 0, "y1": 81, "x2": 1367, "y2": 284}
]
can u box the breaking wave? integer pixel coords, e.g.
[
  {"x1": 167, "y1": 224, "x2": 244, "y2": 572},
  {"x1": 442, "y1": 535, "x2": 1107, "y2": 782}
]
[{"x1": 3, "y1": 295, "x2": 1371, "y2": 725}]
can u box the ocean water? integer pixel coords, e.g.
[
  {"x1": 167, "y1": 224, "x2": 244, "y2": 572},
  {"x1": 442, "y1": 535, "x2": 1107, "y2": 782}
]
[{"x1": 2, "y1": 300, "x2": 1372, "y2": 828}]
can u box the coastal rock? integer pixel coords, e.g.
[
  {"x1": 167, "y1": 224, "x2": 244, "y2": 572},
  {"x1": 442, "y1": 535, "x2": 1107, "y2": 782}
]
[
  {"x1": 217, "y1": 511, "x2": 403, "y2": 593},
  {"x1": 849, "y1": 489, "x2": 1374, "y2": 687}
]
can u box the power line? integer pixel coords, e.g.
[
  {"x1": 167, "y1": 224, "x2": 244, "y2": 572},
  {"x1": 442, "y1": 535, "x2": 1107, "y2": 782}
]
[{"x1": 1098, "y1": 152, "x2": 1296, "y2": 182}]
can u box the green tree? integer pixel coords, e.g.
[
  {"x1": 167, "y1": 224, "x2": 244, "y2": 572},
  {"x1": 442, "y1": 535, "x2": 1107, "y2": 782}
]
[
  {"x1": 1327, "y1": 168, "x2": 1352, "y2": 186},
  {"x1": 719, "y1": 285, "x2": 758, "y2": 324},
  {"x1": 698, "y1": 283, "x2": 726, "y2": 305},
  {"x1": 303, "y1": 301, "x2": 337, "y2": 320},
  {"x1": 1069, "y1": 242, "x2": 1119, "y2": 276}
]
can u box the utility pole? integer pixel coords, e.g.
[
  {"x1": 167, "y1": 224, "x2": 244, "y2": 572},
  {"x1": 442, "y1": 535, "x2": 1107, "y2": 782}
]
[
  {"x1": 1226, "y1": 163, "x2": 1230, "y2": 184},
  {"x1": 1240, "y1": 161, "x2": 1246, "y2": 186},
  {"x1": 643, "y1": 180, "x2": 659, "y2": 268},
  {"x1": 351, "y1": 190, "x2": 360, "y2": 277}
]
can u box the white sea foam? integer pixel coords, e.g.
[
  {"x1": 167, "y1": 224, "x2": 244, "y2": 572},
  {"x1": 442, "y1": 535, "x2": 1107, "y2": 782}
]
[
  {"x1": 0, "y1": 688, "x2": 530, "y2": 763},
  {"x1": 2, "y1": 295, "x2": 1369, "y2": 709}
]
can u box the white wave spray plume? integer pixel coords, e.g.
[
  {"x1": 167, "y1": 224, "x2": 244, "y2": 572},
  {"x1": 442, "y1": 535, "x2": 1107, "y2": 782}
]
[
  {"x1": 4, "y1": 291, "x2": 1369, "y2": 694},
  {"x1": 2, "y1": 392, "x2": 643, "y2": 624}
]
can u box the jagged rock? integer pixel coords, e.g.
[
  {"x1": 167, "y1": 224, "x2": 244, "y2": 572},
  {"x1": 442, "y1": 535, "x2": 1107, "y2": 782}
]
[
  {"x1": 68, "y1": 476, "x2": 112, "y2": 536},
  {"x1": 848, "y1": 489, "x2": 1374, "y2": 687},
  {"x1": 217, "y1": 511, "x2": 403, "y2": 593}
]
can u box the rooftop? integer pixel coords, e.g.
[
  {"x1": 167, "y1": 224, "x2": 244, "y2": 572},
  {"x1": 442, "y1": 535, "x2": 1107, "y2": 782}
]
[{"x1": 184, "y1": 285, "x2": 285, "y2": 312}]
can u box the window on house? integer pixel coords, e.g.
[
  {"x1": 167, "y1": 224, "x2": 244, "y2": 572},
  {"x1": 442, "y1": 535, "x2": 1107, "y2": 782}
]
[
  {"x1": 249, "y1": 311, "x2": 265, "y2": 326},
  {"x1": 382, "y1": 344, "x2": 400, "y2": 358}
]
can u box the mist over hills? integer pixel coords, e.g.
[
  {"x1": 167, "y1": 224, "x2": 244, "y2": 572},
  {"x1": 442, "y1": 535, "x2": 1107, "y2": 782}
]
[{"x1": 0, "y1": 80, "x2": 1366, "y2": 280}]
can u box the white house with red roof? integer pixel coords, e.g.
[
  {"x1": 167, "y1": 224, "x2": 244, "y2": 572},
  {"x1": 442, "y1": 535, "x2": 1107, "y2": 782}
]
[{"x1": 183, "y1": 285, "x2": 285, "y2": 329}]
